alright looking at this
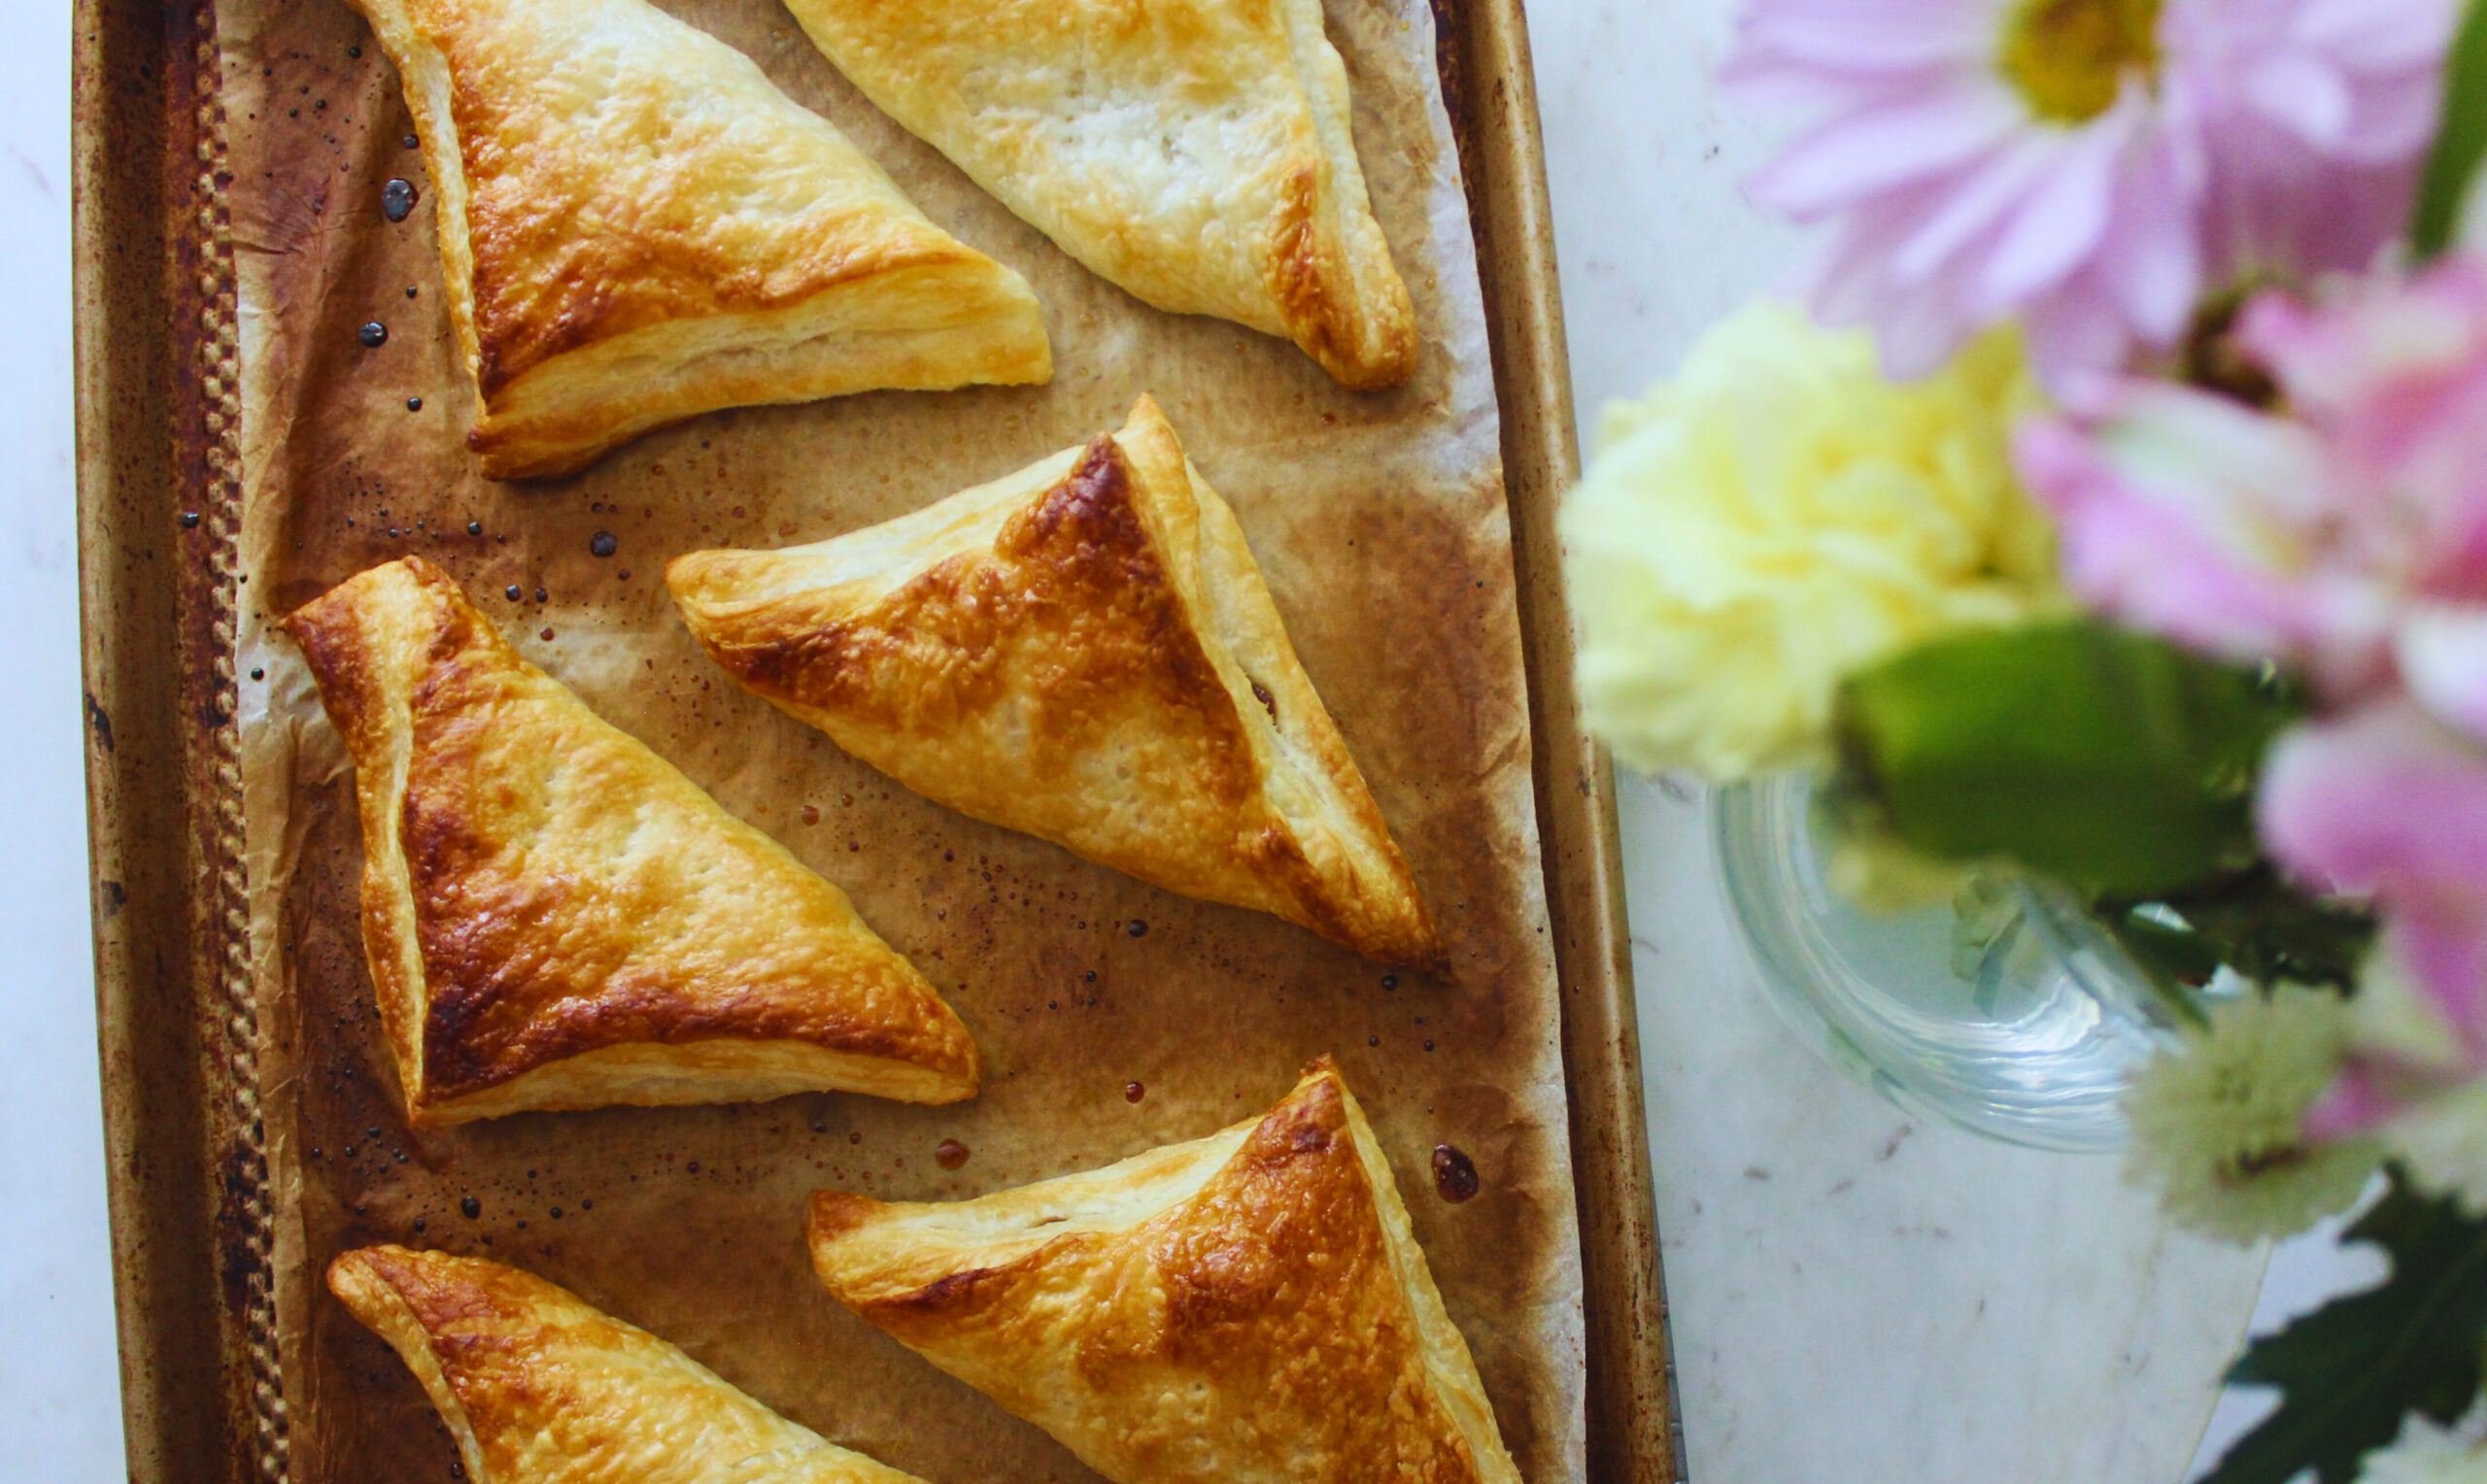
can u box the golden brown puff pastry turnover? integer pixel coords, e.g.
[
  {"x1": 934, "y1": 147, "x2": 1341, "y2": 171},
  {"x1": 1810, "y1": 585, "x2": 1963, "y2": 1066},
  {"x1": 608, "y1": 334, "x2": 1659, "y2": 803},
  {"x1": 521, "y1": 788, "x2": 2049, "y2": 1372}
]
[
  {"x1": 805, "y1": 1058, "x2": 1522, "y2": 1484},
  {"x1": 665, "y1": 395, "x2": 1442, "y2": 970},
  {"x1": 282, "y1": 556, "x2": 978, "y2": 1126},
  {"x1": 329, "y1": 1246, "x2": 933, "y2": 1484},
  {"x1": 774, "y1": 0, "x2": 1416, "y2": 388},
  {"x1": 348, "y1": 0, "x2": 1052, "y2": 480}
]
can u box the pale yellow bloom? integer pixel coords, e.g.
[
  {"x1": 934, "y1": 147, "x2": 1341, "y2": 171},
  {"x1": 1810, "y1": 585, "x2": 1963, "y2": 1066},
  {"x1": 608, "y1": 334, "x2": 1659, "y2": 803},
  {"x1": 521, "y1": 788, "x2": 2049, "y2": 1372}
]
[
  {"x1": 1560, "y1": 302, "x2": 2059, "y2": 779},
  {"x1": 2394, "y1": 1078, "x2": 2487, "y2": 1220},
  {"x1": 2361, "y1": 1417, "x2": 2487, "y2": 1484},
  {"x1": 2124, "y1": 987, "x2": 2381, "y2": 1244}
]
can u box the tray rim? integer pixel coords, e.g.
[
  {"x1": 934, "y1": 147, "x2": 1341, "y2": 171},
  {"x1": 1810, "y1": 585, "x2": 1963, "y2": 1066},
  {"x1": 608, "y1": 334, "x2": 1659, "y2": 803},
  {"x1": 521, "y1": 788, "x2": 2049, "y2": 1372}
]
[{"x1": 71, "y1": 0, "x2": 1678, "y2": 1476}]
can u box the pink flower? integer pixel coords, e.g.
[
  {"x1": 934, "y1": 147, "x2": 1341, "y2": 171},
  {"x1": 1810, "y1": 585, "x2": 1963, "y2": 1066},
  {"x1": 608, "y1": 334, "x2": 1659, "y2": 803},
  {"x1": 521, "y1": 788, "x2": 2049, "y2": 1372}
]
[
  {"x1": 2015, "y1": 380, "x2": 2361, "y2": 663},
  {"x1": 2188, "y1": 0, "x2": 2454, "y2": 279},
  {"x1": 2016, "y1": 257, "x2": 2487, "y2": 1150},
  {"x1": 2264, "y1": 704, "x2": 2487, "y2": 1024},
  {"x1": 2018, "y1": 255, "x2": 2487, "y2": 730},
  {"x1": 1727, "y1": 0, "x2": 2453, "y2": 388},
  {"x1": 2262, "y1": 703, "x2": 2487, "y2": 1137}
]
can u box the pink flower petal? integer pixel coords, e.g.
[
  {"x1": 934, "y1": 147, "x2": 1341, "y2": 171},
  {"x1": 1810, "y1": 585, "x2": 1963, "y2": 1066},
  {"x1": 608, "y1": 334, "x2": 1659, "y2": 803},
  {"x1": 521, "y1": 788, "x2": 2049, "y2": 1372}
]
[
  {"x1": 2015, "y1": 395, "x2": 2334, "y2": 658},
  {"x1": 2262, "y1": 704, "x2": 2487, "y2": 912},
  {"x1": 2305, "y1": 1061, "x2": 2404, "y2": 1139},
  {"x1": 2022, "y1": 285, "x2": 2140, "y2": 394},
  {"x1": 1976, "y1": 118, "x2": 2123, "y2": 309},
  {"x1": 2262, "y1": 705, "x2": 2487, "y2": 1042},
  {"x1": 2296, "y1": 0, "x2": 2458, "y2": 72},
  {"x1": 2246, "y1": 53, "x2": 2356, "y2": 150},
  {"x1": 2095, "y1": 153, "x2": 2205, "y2": 338},
  {"x1": 1726, "y1": 0, "x2": 2450, "y2": 387},
  {"x1": 2391, "y1": 907, "x2": 2487, "y2": 1043},
  {"x1": 1891, "y1": 133, "x2": 2067, "y2": 284},
  {"x1": 1747, "y1": 88, "x2": 2023, "y2": 218},
  {"x1": 2399, "y1": 607, "x2": 2487, "y2": 745}
]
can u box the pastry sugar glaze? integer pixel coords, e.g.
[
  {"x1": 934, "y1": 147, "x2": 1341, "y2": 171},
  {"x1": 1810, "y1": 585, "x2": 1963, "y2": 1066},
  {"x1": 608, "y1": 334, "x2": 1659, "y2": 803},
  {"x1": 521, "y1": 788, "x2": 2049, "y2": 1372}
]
[
  {"x1": 667, "y1": 396, "x2": 1443, "y2": 969},
  {"x1": 805, "y1": 1060, "x2": 1522, "y2": 1484},
  {"x1": 345, "y1": 0, "x2": 1051, "y2": 478},
  {"x1": 283, "y1": 556, "x2": 980, "y2": 1124}
]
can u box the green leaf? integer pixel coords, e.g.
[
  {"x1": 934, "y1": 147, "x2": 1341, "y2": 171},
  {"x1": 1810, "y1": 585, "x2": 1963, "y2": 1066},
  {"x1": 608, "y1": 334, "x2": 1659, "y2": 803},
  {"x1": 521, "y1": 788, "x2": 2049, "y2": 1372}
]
[
  {"x1": 2202, "y1": 1169, "x2": 2487, "y2": 1484},
  {"x1": 2412, "y1": 0, "x2": 2487, "y2": 260},
  {"x1": 2098, "y1": 867, "x2": 2376, "y2": 995},
  {"x1": 1834, "y1": 622, "x2": 2295, "y2": 896}
]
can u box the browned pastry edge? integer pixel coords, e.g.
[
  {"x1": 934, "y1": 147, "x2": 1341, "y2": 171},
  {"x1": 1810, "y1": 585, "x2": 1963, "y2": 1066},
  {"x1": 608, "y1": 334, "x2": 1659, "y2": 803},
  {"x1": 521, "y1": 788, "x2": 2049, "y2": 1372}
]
[
  {"x1": 282, "y1": 556, "x2": 980, "y2": 1125},
  {"x1": 803, "y1": 1058, "x2": 1521, "y2": 1484}
]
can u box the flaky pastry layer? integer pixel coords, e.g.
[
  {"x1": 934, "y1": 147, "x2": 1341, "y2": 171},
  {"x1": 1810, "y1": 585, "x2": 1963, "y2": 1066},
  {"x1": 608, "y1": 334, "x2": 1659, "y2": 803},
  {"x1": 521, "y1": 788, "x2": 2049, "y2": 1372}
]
[
  {"x1": 329, "y1": 1246, "x2": 930, "y2": 1484},
  {"x1": 666, "y1": 395, "x2": 1441, "y2": 968},
  {"x1": 283, "y1": 556, "x2": 979, "y2": 1125},
  {"x1": 351, "y1": 0, "x2": 1052, "y2": 478},
  {"x1": 777, "y1": 0, "x2": 1415, "y2": 388},
  {"x1": 805, "y1": 1059, "x2": 1521, "y2": 1484}
]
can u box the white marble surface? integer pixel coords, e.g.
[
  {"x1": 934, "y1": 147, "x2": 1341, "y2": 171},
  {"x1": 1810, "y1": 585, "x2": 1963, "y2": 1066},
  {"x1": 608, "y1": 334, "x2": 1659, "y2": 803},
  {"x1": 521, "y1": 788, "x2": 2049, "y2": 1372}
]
[{"x1": 0, "y1": 0, "x2": 2373, "y2": 1476}]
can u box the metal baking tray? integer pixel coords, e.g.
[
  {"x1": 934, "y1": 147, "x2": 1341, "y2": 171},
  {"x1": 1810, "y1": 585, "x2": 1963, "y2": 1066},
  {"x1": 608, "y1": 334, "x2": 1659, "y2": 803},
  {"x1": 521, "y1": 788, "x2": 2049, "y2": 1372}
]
[{"x1": 72, "y1": 0, "x2": 1677, "y2": 1476}]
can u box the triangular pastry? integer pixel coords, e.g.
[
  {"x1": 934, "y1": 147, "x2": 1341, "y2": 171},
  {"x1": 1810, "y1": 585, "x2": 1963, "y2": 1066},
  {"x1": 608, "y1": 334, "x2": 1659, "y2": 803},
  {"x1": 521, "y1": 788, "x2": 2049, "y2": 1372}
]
[
  {"x1": 283, "y1": 556, "x2": 979, "y2": 1125},
  {"x1": 329, "y1": 1246, "x2": 932, "y2": 1484},
  {"x1": 775, "y1": 0, "x2": 1416, "y2": 388},
  {"x1": 665, "y1": 396, "x2": 1441, "y2": 969},
  {"x1": 804, "y1": 1058, "x2": 1522, "y2": 1484},
  {"x1": 352, "y1": 0, "x2": 1052, "y2": 479}
]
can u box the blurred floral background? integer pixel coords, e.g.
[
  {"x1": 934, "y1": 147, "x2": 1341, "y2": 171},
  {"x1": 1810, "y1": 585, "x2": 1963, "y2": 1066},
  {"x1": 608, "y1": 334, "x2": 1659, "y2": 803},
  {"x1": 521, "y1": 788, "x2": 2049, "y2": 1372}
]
[{"x1": 1560, "y1": 2, "x2": 2487, "y2": 1479}]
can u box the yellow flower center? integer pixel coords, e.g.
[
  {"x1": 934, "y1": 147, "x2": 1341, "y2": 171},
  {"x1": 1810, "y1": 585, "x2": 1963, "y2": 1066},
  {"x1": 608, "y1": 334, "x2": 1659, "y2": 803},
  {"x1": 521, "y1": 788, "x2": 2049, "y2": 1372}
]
[{"x1": 2000, "y1": 0, "x2": 2163, "y2": 123}]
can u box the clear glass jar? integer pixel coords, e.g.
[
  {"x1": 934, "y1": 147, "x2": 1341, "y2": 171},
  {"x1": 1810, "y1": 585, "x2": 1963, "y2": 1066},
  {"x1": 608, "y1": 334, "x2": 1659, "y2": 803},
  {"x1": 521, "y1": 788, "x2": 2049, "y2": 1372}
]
[{"x1": 1714, "y1": 774, "x2": 2190, "y2": 1153}]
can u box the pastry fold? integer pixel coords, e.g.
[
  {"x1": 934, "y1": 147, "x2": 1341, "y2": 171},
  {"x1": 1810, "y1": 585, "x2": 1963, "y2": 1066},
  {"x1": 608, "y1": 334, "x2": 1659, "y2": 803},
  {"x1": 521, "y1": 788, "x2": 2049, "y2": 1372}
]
[
  {"x1": 329, "y1": 1246, "x2": 930, "y2": 1484},
  {"x1": 351, "y1": 0, "x2": 1051, "y2": 479},
  {"x1": 804, "y1": 1059, "x2": 1521, "y2": 1484},
  {"x1": 776, "y1": 0, "x2": 1416, "y2": 388},
  {"x1": 665, "y1": 396, "x2": 1441, "y2": 968},
  {"x1": 283, "y1": 556, "x2": 978, "y2": 1125}
]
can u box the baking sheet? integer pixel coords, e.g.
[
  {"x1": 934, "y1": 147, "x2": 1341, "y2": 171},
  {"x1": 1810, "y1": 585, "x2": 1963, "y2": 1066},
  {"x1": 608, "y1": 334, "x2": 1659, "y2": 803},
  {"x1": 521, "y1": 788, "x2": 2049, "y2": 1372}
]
[{"x1": 225, "y1": 0, "x2": 1584, "y2": 1478}]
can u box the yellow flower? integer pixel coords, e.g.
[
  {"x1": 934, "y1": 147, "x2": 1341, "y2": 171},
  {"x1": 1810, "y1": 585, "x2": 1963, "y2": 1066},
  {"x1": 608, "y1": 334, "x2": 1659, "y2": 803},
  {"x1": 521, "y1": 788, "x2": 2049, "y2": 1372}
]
[{"x1": 1560, "y1": 303, "x2": 2059, "y2": 779}]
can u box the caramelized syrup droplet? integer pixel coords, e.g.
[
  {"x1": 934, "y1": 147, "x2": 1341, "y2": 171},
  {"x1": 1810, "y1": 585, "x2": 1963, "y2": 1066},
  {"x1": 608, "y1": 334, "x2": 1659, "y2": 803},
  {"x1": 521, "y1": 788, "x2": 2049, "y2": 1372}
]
[
  {"x1": 936, "y1": 1138, "x2": 970, "y2": 1170},
  {"x1": 1431, "y1": 1145, "x2": 1480, "y2": 1203},
  {"x1": 1124, "y1": 1081, "x2": 1144, "y2": 1103}
]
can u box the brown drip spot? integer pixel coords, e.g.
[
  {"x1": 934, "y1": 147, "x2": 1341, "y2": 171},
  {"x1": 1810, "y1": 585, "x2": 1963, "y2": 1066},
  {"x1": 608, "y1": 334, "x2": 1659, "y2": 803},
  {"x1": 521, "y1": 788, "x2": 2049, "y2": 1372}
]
[
  {"x1": 800, "y1": 804, "x2": 820, "y2": 825},
  {"x1": 1432, "y1": 1144, "x2": 1480, "y2": 1203},
  {"x1": 1124, "y1": 1081, "x2": 1145, "y2": 1103},
  {"x1": 935, "y1": 1138, "x2": 970, "y2": 1170}
]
